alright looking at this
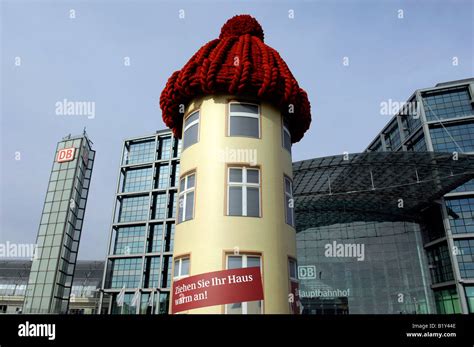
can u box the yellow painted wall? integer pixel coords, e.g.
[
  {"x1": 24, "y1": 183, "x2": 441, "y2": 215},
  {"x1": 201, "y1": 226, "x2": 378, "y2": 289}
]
[{"x1": 171, "y1": 95, "x2": 296, "y2": 314}]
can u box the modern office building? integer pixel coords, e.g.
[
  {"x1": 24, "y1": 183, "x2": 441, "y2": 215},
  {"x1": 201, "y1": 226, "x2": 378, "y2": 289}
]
[
  {"x1": 293, "y1": 151, "x2": 474, "y2": 314},
  {"x1": 366, "y1": 79, "x2": 474, "y2": 314},
  {"x1": 294, "y1": 79, "x2": 474, "y2": 314},
  {"x1": 23, "y1": 133, "x2": 95, "y2": 314},
  {"x1": 99, "y1": 130, "x2": 181, "y2": 314},
  {"x1": 159, "y1": 15, "x2": 311, "y2": 313},
  {"x1": 0, "y1": 260, "x2": 105, "y2": 314}
]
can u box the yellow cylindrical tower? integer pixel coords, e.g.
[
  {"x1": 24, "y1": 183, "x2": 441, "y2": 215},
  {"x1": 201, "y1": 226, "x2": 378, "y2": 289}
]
[{"x1": 159, "y1": 15, "x2": 311, "y2": 314}]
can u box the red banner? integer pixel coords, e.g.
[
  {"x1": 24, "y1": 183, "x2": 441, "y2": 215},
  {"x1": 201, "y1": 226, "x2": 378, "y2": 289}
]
[{"x1": 171, "y1": 267, "x2": 264, "y2": 314}]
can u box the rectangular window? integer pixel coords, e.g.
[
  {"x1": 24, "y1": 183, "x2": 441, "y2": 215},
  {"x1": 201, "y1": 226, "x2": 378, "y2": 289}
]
[
  {"x1": 288, "y1": 258, "x2": 299, "y2": 314},
  {"x1": 156, "y1": 164, "x2": 170, "y2": 189},
  {"x1": 422, "y1": 87, "x2": 473, "y2": 122},
  {"x1": 446, "y1": 197, "x2": 474, "y2": 234},
  {"x1": 109, "y1": 258, "x2": 142, "y2": 289},
  {"x1": 123, "y1": 140, "x2": 155, "y2": 165},
  {"x1": 119, "y1": 195, "x2": 149, "y2": 222},
  {"x1": 227, "y1": 167, "x2": 260, "y2": 217},
  {"x1": 225, "y1": 254, "x2": 262, "y2": 314},
  {"x1": 152, "y1": 193, "x2": 167, "y2": 220},
  {"x1": 288, "y1": 258, "x2": 297, "y2": 281},
  {"x1": 284, "y1": 176, "x2": 294, "y2": 226},
  {"x1": 158, "y1": 136, "x2": 172, "y2": 160},
  {"x1": 143, "y1": 257, "x2": 160, "y2": 288},
  {"x1": 183, "y1": 111, "x2": 199, "y2": 150},
  {"x1": 454, "y1": 239, "x2": 474, "y2": 279},
  {"x1": 173, "y1": 256, "x2": 190, "y2": 279},
  {"x1": 113, "y1": 226, "x2": 145, "y2": 255},
  {"x1": 122, "y1": 167, "x2": 152, "y2": 193},
  {"x1": 430, "y1": 123, "x2": 474, "y2": 153},
  {"x1": 282, "y1": 117, "x2": 291, "y2": 152},
  {"x1": 229, "y1": 102, "x2": 260, "y2": 138},
  {"x1": 178, "y1": 173, "x2": 195, "y2": 223}
]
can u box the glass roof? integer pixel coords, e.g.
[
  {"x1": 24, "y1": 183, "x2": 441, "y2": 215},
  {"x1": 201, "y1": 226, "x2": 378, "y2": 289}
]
[{"x1": 293, "y1": 151, "x2": 474, "y2": 231}]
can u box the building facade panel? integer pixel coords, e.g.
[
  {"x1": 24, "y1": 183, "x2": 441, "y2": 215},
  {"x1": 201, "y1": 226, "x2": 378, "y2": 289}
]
[
  {"x1": 364, "y1": 78, "x2": 474, "y2": 314},
  {"x1": 23, "y1": 133, "x2": 95, "y2": 314},
  {"x1": 100, "y1": 130, "x2": 180, "y2": 314}
]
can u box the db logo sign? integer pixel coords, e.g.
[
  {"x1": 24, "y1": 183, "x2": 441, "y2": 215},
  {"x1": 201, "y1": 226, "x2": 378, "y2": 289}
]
[
  {"x1": 57, "y1": 148, "x2": 76, "y2": 163},
  {"x1": 298, "y1": 265, "x2": 316, "y2": 279}
]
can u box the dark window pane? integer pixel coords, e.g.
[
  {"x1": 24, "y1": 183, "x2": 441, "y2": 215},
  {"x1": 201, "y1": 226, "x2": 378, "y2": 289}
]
[
  {"x1": 181, "y1": 258, "x2": 190, "y2": 276},
  {"x1": 174, "y1": 260, "x2": 179, "y2": 277},
  {"x1": 286, "y1": 195, "x2": 293, "y2": 225},
  {"x1": 178, "y1": 197, "x2": 184, "y2": 223},
  {"x1": 230, "y1": 117, "x2": 259, "y2": 138},
  {"x1": 283, "y1": 131, "x2": 291, "y2": 152},
  {"x1": 285, "y1": 178, "x2": 291, "y2": 193},
  {"x1": 247, "y1": 187, "x2": 260, "y2": 217},
  {"x1": 229, "y1": 169, "x2": 243, "y2": 183},
  {"x1": 183, "y1": 124, "x2": 198, "y2": 149},
  {"x1": 187, "y1": 174, "x2": 195, "y2": 188},
  {"x1": 289, "y1": 260, "x2": 296, "y2": 278},
  {"x1": 185, "y1": 192, "x2": 194, "y2": 220},
  {"x1": 247, "y1": 256, "x2": 260, "y2": 268},
  {"x1": 230, "y1": 104, "x2": 258, "y2": 114},
  {"x1": 229, "y1": 187, "x2": 243, "y2": 216},
  {"x1": 228, "y1": 256, "x2": 242, "y2": 269},
  {"x1": 247, "y1": 169, "x2": 259, "y2": 184},
  {"x1": 184, "y1": 112, "x2": 199, "y2": 127}
]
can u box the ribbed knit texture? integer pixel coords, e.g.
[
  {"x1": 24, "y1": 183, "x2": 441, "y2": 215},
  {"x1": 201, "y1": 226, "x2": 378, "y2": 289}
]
[{"x1": 160, "y1": 15, "x2": 311, "y2": 143}]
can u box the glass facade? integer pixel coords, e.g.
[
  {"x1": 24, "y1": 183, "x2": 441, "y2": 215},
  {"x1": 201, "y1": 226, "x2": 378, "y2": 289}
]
[
  {"x1": 400, "y1": 98, "x2": 422, "y2": 136},
  {"x1": 102, "y1": 130, "x2": 180, "y2": 314},
  {"x1": 296, "y1": 221, "x2": 434, "y2": 314},
  {"x1": 430, "y1": 123, "x2": 474, "y2": 153},
  {"x1": 466, "y1": 286, "x2": 474, "y2": 313},
  {"x1": 113, "y1": 226, "x2": 145, "y2": 255},
  {"x1": 118, "y1": 196, "x2": 149, "y2": 222},
  {"x1": 1, "y1": 260, "x2": 104, "y2": 314},
  {"x1": 384, "y1": 121, "x2": 401, "y2": 151},
  {"x1": 454, "y1": 239, "x2": 474, "y2": 279},
  {"x1": 368, "y1": 139, "x2": 382, "y2": 152},
  {"x1": 426, "y1": 244, "x2": 454, "y2": 284},
  {"x1": 23, "y1": 134, "x2": 95, "y2": 314},
  {"x1": 122, "y1": 167, "x2": 152, "y2": 192},
  {"x1": 422, "y1": 87, "x2": 473, "y2": 122},
  {"x1": 445, "y1": 197, "x2": 474, "y2": 234},
  {"x1": 363, "y1": 79, "x2": 474, "y2": 314},
  {"x1": 406, "y1": 134, "x2": 427, "y2": 152},
  {"x1": 434, "y1": 288, "x2": 461, "y2": 314}
]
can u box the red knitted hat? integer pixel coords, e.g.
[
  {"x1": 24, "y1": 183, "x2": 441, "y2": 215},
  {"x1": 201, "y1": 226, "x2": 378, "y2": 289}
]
[{"x1": 159, "y1": 14, "x2": 311, "y2": 143}]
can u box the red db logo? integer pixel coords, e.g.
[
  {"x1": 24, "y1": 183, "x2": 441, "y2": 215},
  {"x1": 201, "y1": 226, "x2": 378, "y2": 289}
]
[{"x1": 57, "y1": 148, "x2": 76, "y2": 163}]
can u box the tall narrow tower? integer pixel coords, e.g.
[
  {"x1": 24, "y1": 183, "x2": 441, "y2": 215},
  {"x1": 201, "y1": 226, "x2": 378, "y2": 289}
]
[
  {"x1": 160, "y1": 15, "x2": 311, "y2": 314},
  {"x1": 23, "y1": 133, "x2": 95, "y2": 314}
]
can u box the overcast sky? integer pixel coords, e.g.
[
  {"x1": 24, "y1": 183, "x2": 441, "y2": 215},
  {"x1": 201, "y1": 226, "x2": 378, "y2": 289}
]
[{"x1": 1, "y1": 0, "x2": 472, "y2": 260}]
